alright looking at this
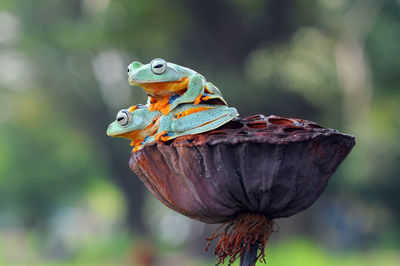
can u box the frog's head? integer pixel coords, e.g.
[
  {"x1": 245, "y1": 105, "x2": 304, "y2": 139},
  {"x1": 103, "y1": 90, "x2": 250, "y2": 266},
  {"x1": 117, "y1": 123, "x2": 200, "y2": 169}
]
[
  {"x1": 107, "y1": 106, "x2": 161, "y2": 139},
  {"x1": 127, "y1": 58, "x2": 196, "y2": 85}
]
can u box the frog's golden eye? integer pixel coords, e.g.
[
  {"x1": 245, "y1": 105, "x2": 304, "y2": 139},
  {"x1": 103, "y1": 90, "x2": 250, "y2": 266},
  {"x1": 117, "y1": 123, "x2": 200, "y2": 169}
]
[
  {"x1": 150, "y1": 58, "x2": 167, "y2": 75},
  {"x1": 116, "y1": 109, "x2": 132, "y2": 127}
]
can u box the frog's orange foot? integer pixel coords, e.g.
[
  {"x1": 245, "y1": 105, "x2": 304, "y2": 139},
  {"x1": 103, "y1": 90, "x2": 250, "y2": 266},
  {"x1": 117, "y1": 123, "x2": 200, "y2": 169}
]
[
  {"x1": 155, "y1": 130, "x2": 168, "y2": 141},
  {"x1": 132, "y1": 145, "x2": 143, "y2": 152},
  {"x1": 160, "y1": 135, "x2": 171, "y2": 141},
  {"x1": 194, "y1": 94, "x2": 203, "y2": 105},
  {"x1": 148, "y1": 103, "x2": 157, "y2": 112},
  {"x1": 130, "y1": 139, "x2": 143, "y2": 146},
  {"x1": 194, "y1": 94, "x2": 211, "y2": 105},
  {"x1": 201, "y1": 95, "x2": 211, "y2": 101},
  {"x1": 130, "y1": 141, "x2": 140, "y2": 152},
  {"x1": 128, "y1": 105, "x2": 139, "y2": 112},
  {"x1": 160, "y1": 105, "x2": 171, "y2": 115},
  {"x1": 128, "y1": 104, "x2": 146, "y2": 112}
]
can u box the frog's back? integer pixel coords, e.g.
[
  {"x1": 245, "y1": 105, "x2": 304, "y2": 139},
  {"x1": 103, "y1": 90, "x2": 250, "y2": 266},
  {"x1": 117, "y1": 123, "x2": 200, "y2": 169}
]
[{"x1": 172, "y1": 64, "x2": 198, "y2": 78}]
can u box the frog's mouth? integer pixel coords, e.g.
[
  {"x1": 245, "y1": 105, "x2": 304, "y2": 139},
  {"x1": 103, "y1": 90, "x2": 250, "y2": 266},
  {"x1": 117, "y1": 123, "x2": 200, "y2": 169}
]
[
  {"x1": 112, "y1": 130, "x2": 141, "y2": 139},
  {"x1": 130, "y1": 78, "x2": 189, "y2": 97},
  {"x1": 128, "y1": 79, "x2": 173, "y2": 86}
]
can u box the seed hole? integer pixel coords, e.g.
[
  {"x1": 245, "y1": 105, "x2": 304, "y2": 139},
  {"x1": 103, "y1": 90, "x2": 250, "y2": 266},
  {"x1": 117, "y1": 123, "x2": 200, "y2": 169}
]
[
  {"x1": 247, "y1": 122, "x2": 267, "y2": 129},
  {"x1": 209, "y1": 131, "x2": 227, "y2": 136},
  {"x1": 246, "y1": 115, "x2": 266, "y2": 123},
  {"x1": 237, "y1": 131, "x2": 249, "y2": 135},
  {"x1": 283, "y1": 127, "x2": 304, "y2": 133},
  {"x1": 268, "y1": 118, "x2": 293, "y2": 125}
]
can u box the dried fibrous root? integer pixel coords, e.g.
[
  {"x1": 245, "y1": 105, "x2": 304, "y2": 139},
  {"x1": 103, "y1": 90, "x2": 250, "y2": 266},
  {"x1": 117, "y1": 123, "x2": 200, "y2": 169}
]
[{"x1": 206, "y1": 213, "x2": 277, "y2": 265}]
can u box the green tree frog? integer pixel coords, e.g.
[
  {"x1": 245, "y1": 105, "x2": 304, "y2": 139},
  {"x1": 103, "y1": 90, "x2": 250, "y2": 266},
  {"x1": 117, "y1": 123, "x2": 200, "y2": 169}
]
[
  {"x1": 127, "y1": 58, "x2": 228, "y2": 115},
  {"x1": 107, "y1": 103, "x2": 238, "y2": 152}
]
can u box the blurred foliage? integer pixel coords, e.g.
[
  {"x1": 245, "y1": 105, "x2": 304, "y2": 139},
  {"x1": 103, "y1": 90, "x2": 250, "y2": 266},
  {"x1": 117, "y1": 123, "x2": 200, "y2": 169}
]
[
  {"x1": 1, "y1": 0, "x2": 400, "y2": 264},
  {"x1": 226, "y1": 239, "x2": 400, "y2": 266},
  {"x1": 0, "y1": 238, "x2": 399, "y2": 266}
]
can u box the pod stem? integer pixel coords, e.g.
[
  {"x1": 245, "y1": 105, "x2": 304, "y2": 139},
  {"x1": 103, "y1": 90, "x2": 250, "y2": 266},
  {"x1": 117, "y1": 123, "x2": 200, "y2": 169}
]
[{"x1": 240, "y1": 242, "x2": 259, "y2": 266}]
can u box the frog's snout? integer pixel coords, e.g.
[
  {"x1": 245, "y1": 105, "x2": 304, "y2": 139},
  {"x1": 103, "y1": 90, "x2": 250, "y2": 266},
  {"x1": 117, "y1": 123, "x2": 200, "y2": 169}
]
[
  {"x1": 106, "y1": 124, "x2": 113, "y2": 136},
  {"x1": 128, "y1": 77, "x2": 139, "y2": 86}
]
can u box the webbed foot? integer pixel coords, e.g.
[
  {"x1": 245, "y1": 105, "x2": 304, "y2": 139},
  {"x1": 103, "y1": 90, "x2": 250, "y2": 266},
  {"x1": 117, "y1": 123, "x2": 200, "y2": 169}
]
[
  {"x1": 159, "y1": 105, "x2": 171, "y2": 115},
  {"x1": 155, "y1": 130, "x2": 168, "y2": 141},
  {"x1": 148, "y1": 97, "x2": 171, "y2": 114},
  {"x1": 128, "y1": 105, "x2": 139, "y2": 112},
  {"x1": 148, "y1": 103, "x2": 157, "y2": 112},
  {"x1": 132, "y1": 145, "x2": 143, "y2": 152},
  {"x1": 194, "y1": 93, "x2": 211, "y2": 105}
]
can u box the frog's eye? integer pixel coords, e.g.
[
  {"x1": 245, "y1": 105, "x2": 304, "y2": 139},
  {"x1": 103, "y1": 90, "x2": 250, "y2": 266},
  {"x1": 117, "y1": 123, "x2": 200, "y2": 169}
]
[
  {"x1": 116, "y1": 110, "x2": 132, "y2": 127},
  {"x1": 127, "y1": 67, "x2": 130, "y2": 73},
  {"x1": 150, "y1": 58, "x2": 167, "y2": 75}
]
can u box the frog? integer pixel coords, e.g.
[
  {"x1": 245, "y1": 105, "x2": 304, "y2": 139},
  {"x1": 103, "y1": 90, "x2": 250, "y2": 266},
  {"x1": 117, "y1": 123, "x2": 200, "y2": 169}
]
[
  {"x1": 127, "y1": 58, "x2": 228, "y2": 115},
  {"x1": 107, "y1": 103, "x2": 238, "y2": 152}
]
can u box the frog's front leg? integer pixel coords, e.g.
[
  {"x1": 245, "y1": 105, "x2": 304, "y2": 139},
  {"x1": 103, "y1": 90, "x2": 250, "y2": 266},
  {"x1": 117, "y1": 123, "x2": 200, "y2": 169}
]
[
  {"x1": 154, "y1": 130, "x2": 168, "y2": 141},
  {"x1": 156, "y1": 105, "x2": 238, "y2": 142},
  {"x1": 166, "y1": 74, "x2": 205, "y2": 113}
]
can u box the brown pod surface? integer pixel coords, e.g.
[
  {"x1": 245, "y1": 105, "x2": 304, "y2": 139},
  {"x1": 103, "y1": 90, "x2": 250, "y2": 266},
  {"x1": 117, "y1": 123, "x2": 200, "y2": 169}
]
[{"x1": 129, "y1": 115, "x2": 355, "y2": 224}]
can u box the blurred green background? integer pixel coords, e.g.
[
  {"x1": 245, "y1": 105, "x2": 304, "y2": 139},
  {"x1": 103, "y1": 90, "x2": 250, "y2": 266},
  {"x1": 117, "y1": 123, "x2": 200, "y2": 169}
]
[{"x1": 0, "y1": 0, "x2": 399, "y2": 265}]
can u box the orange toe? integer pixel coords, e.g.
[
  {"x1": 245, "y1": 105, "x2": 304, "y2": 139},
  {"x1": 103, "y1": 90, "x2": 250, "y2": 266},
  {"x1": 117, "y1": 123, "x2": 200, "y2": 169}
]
[
  {"x1": 160, "y1": 135, "x2": 171, "y2": 142},
  {"x1": 194, "y1": 95, "x2": 202, "y2": 105},
  {"x1": 148, "y1": 103, "x2": 156, "y2": 112},
  {"x1": 160, "y1": 106, "x2": 170, "y2": 115},
  {"x1": 132, "y1": 145, "x2": 142, "y2": 152},
  {"x1": 155, "y1": 130, "x2": 168, "y2": 141},
  {"x1": 128, "y1": 105, "x2": 139, "y2": 112}
]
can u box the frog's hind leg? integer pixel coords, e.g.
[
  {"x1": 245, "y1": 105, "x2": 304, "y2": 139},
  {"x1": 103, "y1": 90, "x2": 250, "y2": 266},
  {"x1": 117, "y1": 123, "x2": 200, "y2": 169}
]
[
  {"x1": 195, "y1": 82, "x2": 227, "y2": 105},
  {"x1": 194, "y1": 93, "x2": 227, "y2": 106},
  {"x1": 205, "y1": 82, "x2": 222, "y2": 96},
  {"x1": 176, "y1": 111, "x2": 237, "y2": 136},
  {"x1": 154, "y1": 130, "x2": 168, "y2": 141},
  {"x1": 161, "y1": 106, "x2": 238, "y2": 141}
]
